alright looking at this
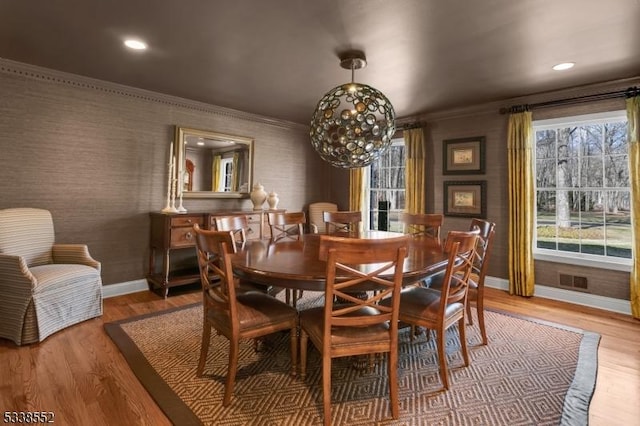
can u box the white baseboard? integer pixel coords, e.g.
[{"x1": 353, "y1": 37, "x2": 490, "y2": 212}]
[
  {"x1": 102, "y1": 279, "x2": 149, "y2": 299},
  {"x1": 102, "y1": 276, "x2": 632, "y2": 315},
  {"x1": 485, "y1": 276, "x2": 632, "y2": 315}
]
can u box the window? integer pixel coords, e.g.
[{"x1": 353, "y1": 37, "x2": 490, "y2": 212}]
[
  {"x1": 365, "y1": 138, "x2": 405, "y2": 232},
  {"x1": 217, "y1": 157, "x2": 234, "y2": 192},
  {"x1": 533, "y1": 111, "x2": 631, "y2": 269}
]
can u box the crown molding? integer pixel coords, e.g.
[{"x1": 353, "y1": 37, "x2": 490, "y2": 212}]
[
  {"x1": 5, "y1": 57, "x2": 637, "y2": 130},
  {"x1": 0, "y1": 57, "x2": 307, "y2": 131}
]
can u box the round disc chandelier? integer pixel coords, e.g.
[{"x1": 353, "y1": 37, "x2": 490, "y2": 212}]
[{"x1": 310, "y1": 51, "x2": 396, "y2": 169}]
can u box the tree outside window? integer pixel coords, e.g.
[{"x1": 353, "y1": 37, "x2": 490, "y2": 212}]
[
  {"x1": 534, "y1": 112, "x2": 631, "y2": 261},
  {"x1": 367, "y1": 139, "x2": 405, "y2": 232}
]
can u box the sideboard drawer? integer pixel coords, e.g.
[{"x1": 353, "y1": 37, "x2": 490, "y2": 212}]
[
  {"x1": 171, "y1": 215, "x2": 203, "y2": 228},
  {"x1": 246, "y1": 213, "x2": 262, "y2": 240},
  {"x1": 245, "y1": 213, "x2": 262, "y2": 223},
  {"x1": 245, "y1": 221, "x2": 261, "y2": 240},
  {"x1": 170, "y1": 226, "x2": 197, "y2": 248}
]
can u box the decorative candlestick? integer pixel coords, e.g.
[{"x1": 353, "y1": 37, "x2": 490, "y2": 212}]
[
  {"x1": 177, "y1": 158, "x2": 187, "y2": 213},
  {"x1": 162, "y1": 143, "x2": 179, "y2": 213},
  {"x1": 170, "y1": 156, "x2": 178, "y2": 210},
  {"x1": 177, "y1": 185, "x2": 187, "y2": 213}
]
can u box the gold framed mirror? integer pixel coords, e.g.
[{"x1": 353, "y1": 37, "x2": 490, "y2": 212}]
[{"x1": 175, "y1": 126, "x2": 254, "y2": 198}]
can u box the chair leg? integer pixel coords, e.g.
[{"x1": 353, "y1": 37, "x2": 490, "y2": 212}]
[
  {"x1": 322, "y1": 353, "x2": 332, "y2": 426},
  {"x1": 197, "y1": 323, "x2": 211, "y2": 376},
  {"x1": 368, "y1": 353, "x2": 375, "y2": 373},
  {"x1": 459, "y1": 317, "x2": 470, "y2": 367},
  {"x1": 300, "y1": 330, "x2": 308, "y2": 380},
  {"x1": 223, "y1": 339, "x2": 239, "y2": 407},
  {"x1": 388, "y1": 350, "x2": 399, "y2": 419},
  {"x1": 289, "y1": 327, "x2": 298, "y2": 377},
  {"x1": 410, "y1": 324, "x2": 426, "y2": 341},
  {"x1": 292, "y1": 290, "x2": 301, "y2": 307},
  {"x1": 466, "y1": 300, "x2": 474, "y2": 326},
  {"x1": 477, "y1": 296, "x2": 487, "y2": 345},
  {"x1": 436, "y1": 328, "x2": 449, "y2": 390}
]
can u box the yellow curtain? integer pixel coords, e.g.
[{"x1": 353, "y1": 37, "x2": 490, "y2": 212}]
[
  {"x1": 627, "y1": 96, "x2": 640, "y2": 318},
  {"x1": 212, "y1": 155, "x2": 221, "y2": 191},
  {"x1": 404, "y1": 128, "x2": 426, "y2": 214},
  {"x1": 232, "y1": 152, "x2": 239, "y2": 191},
  {"x1": 349, "y1": 167, "x2": 365, "y2": 211},
  {"x1": 507, "y1": 111, "x2": 536, "y2": 296}
]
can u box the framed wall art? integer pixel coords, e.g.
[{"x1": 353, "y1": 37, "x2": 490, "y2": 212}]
[
  {"x1": 442, "y1": 136, "x2": 485, "y2": 175},
  {"x1": 443, "y1": 180, "x2": 486, "y2": 218}
]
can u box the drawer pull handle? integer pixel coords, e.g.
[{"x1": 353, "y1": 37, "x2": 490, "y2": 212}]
[
  {"x1": 187, "y1": 219, "x2": 192, "y2": 224},
  {"x1": 185, "y1": 232, "x2": 193, "y2": 240}
]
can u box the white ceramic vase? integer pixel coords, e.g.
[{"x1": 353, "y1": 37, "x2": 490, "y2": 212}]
[
  {"x1": 267, "y1": 192, "x2": 279, "y2": 210},
  {"x1": 250, "y1": 183, "x2": 267, "y2": 210}
]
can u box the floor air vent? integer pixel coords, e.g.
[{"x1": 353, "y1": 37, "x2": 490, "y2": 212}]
[{"x1": 559, "y1": 273, "x2": 589, "y2": 290}]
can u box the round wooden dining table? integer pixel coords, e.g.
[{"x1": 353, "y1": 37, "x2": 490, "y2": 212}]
[{"x1": 230, "y1": 230, "x2": 447, "y2": 292}]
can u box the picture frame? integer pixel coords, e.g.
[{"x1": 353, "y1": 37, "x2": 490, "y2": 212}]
[
  {"x1": 442, "y1": 136, "x2": 485, "y2": 175},
  {"x1": 443, "y1": 180, "x2": 486, "y2": 218}
]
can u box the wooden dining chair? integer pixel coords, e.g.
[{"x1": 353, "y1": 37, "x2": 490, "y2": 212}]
[
  {"x1": 192, "y1": 224, "x2": 299, "y2": 407},
  {"x1": 213, "y1": 215, "x2": 269, "y2": 294},
  {"x1": 401, "y1": 212, "x2": 443, "y2": 243},
  {"x1": 213, "y1": 215, "x2": 249, "y2": 245},
  {"x1": 299, "y1": 234, "x2": 410, "y2": 426},
  {"x1": 267, "y1": 211, "x2": 306, "y2": 242},
  {"x1": 429, "y1": 219, "x2": 496, "y2": 345},
  {"x1": 322, "y1": 210, "x2": 362, "y2": 234},
  {"x1": 267, "y1": 211, "x2": 307, "y2": 306},
  {"x1": 382, "y1": 229, "x2": 478, "y2": 390},
  {"x1": 467, "y1": 219, "x2": 496, "y2": 345},
  {"x1": 399, "y1": 212, "x2": 445, "y2": 337}
]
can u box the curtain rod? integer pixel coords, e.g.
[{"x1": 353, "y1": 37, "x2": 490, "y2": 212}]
[
  {"x1": 499, "y1": 86, "x2": 639, "y2": 114},
  {"x1": 396, "y1": 121, "x2": 426, "y2": 131}
]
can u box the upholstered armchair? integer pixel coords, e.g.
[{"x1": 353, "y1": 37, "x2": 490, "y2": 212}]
[
  {"x1": 308, "y1": 202, "x2": 337, "y2": 234},
  {"x1": 0, "y1": 208, "x2": 103, "y2": 345}
]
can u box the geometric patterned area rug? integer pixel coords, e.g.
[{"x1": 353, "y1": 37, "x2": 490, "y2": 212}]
[{"x1": 105, "y1": 293, "x2": 600, "y2": 426}]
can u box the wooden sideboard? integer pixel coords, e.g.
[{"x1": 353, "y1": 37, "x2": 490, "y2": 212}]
[{"x1": 147, "y1": 209, "x2": 284, "y2": 297}]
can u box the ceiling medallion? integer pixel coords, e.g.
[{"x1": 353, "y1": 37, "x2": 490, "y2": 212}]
[{"x1": 310, "y1": 50, "x2": 396, "y2": 169}]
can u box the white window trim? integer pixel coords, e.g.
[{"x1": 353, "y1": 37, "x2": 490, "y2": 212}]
[
  {"x1": 363, "y1": 166, "x2": 372, "y2": 230},
  {"x1": 364, "y1": 138, "x2": 405, "y2": 231},
  {"x1": 534, "y1": 110, "x2": 627, "y2": 128},
  {"x1": 534, "y1": 250, "x2": 631, "y2": 272},
  {"x1": 218, "y1": 157, "x2": 233, "y2": 192},
  {"x1": 532, "y1": 109, "x2": 632, "y2": 270}
]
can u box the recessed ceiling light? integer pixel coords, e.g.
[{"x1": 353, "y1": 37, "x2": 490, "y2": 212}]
[
  {"x1": 552, "y1": 62, "x2": 575, "y2": 71},
  {"x1": 124, "y1": 39, "x2": 147, "y2": 50}
]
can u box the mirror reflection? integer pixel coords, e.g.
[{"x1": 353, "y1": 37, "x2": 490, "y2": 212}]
[{"x1": 175, "y1": 126, "x2": 254, "y2": 198}]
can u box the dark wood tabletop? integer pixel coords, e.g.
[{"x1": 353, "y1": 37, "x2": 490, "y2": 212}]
[{"x1": 230, "y1": 231, "x2": 447, "y2": 292}]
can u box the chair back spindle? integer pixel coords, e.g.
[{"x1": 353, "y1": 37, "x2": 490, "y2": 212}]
[
  {"x1": 401, "y1": 212, "x2": 443, "y2": 243},
  {"x1": 213, "y1": 215, "x2": 249, "y2": 247},
  {"x1": 268, "y1": 211, "x2": 306, "y2": 241},
  {"x1": 323, "y1": 210, "x2": 362, "y2": 234}
]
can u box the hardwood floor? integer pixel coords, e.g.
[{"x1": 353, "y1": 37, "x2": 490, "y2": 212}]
[{"x1": 1, "y1": 287, "x2": 638, "y2": 425}]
